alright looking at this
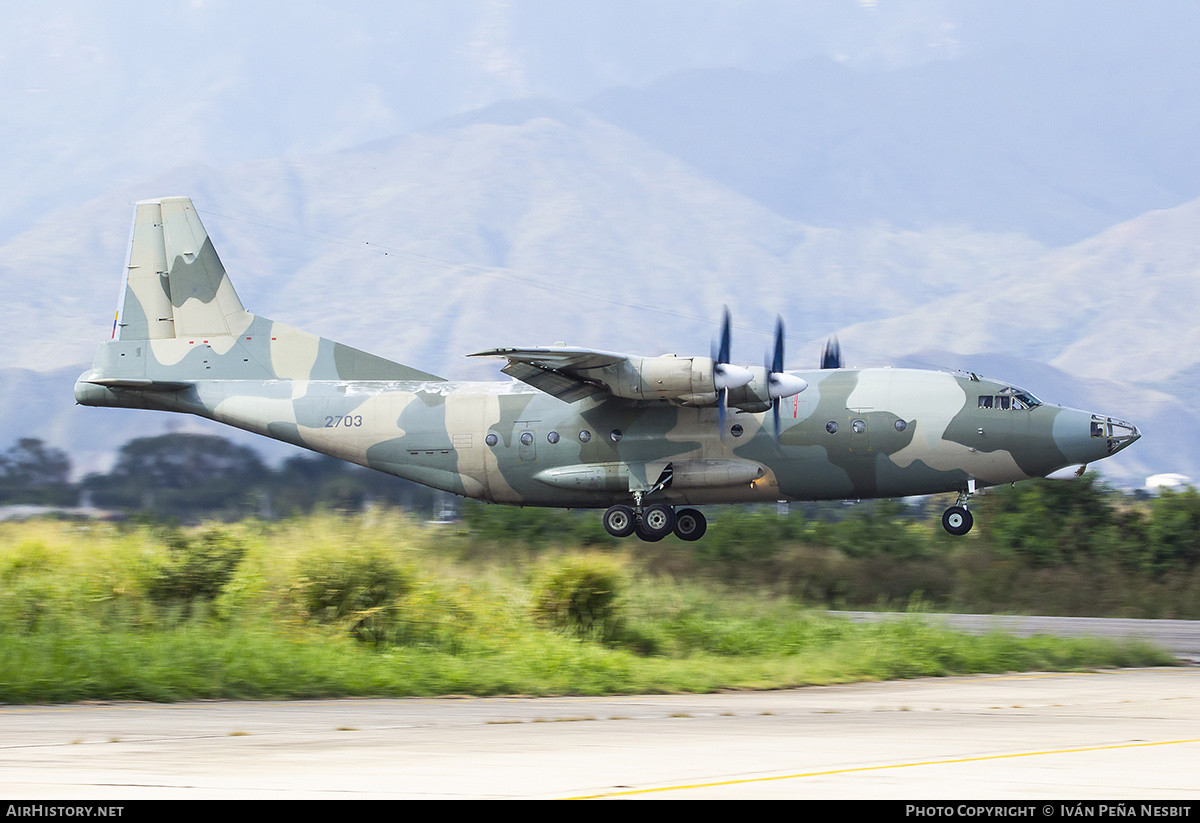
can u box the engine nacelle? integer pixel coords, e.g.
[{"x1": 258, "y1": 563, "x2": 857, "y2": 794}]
[
  {"x1": 571, "y1": 354, "x2": 803, "y2": 409},
  {"x1": 601, "y1": 354, "x2": 719, "y2": 404}
]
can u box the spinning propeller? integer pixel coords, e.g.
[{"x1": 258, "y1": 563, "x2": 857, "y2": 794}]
[
  {"x1": 710, "y1": 309, "x2": 807, "y2": 443},
  {"x1": 711, "y1": 307, "x2": 752, "y2": 438},
  {"x1": 765, "y1": 316, "x2": 808, "y2": 443},
  {"x1": 820, "y1": 335, "x2": 843, "y2": 369}
]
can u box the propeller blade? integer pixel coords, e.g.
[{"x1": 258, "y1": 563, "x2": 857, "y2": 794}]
[
  {"x1": 713, "y1": 309, "x2": 730, "y2": 443},
  {"x1": 763, "y1": 316, "x2": 801, "y2": 443},
  {"x1": 820, "y1": 335, "x2": 842, "y2": 369},
  {"x1": 712, "y1": 307, "x2": 751, "y2": 443},
  {"x1": 761, "y1": 316, "x2": 808, "y2": 444},
  {"x1": 767, "y1": 317, "x2": 784, "y2": 445},
  {"x1": 772, "y1": 315, "x2": 784, "y2": 374},
  {"x1": 764, "y1": 317, "x2": 807, "y2": 399},
  {"x1": 717, "y1": 307, "x2": 732, "y2": 364},
  {"x1": 718, "y1": 387, "x2": 727, "y2": 441},
  {"x1": 711, "y1": 307, "x2": 750, "y2": 389}
]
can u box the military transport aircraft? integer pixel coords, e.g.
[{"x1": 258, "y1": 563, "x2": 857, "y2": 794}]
[{"x1": 75, "y1": 197, "x2": 1141, "y2": 540}]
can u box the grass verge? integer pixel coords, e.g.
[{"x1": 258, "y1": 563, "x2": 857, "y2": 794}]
[{"x1": 0, "y1": 514, "x2": 1177, "y2": 704}]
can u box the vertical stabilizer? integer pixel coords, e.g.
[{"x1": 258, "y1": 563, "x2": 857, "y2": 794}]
[
  {"x1": 116, "y1": 197, "x2": 251, "y2": 341},
  {"x1": 78, "y1": 195, "x2": 444, "y2": 411}
]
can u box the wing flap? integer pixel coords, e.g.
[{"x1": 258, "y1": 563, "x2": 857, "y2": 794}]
[
  {"x1": 470, "y1": 346, "x2": 625, "y2": 401},
  {"x1": 499, "y1": 361, "x2": 604, "y2": 402},
  {"x1": 469, "y1": 347, "x2": 627, "y2": 369}
]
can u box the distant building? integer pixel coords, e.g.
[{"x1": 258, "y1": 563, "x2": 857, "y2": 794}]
[
  {"x1": 1145, "y1": 473, "x2": 1193, "y2": 492},
  {"x1": 0, "y1": 498, "x2": 122, "y2": 522}
]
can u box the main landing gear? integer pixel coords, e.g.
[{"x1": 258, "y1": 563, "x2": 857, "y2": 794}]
[
  {"x1": 602, "y1": 502, "x2": 707, "y2": 542},
  {"x1": 941, "y1": 489, "x2": 974, "y2": 536}
]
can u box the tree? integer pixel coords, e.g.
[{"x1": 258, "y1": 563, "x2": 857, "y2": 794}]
[
  {"x1": 85, "y1": 433, "x2": 268, "y2": 519},
  {"x1": 1144, "y1": 487, "x2": 1200, "y2": 573},
  {"x1": 981, "y1": 474, "x2": 1133, "y2": 566},
  {"x1": 0, "y1": 438, "x2": 73, "y2": 504}
]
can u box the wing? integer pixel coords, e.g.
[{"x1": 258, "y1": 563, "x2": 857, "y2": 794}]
[
  {"x1": 468, "y1": 347, "x2": 628, "y2": 402},
  {"x1": 469, "y1": 345, "x2": 790, "y2": 410}
]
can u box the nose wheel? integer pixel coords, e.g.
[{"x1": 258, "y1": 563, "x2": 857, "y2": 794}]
[
  {"x1": 941, "y1": 505, "x2": 973, "y2": 535},
  {"x1": 602, "y1": 503, "x2": 707, "y2": 541},
  {"x1": 941, "y1": 488, "x2": 975, "y2": 535}
]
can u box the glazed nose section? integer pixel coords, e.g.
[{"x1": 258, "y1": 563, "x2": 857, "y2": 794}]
[
  {"x1": 1054, "y1": 409, "x2": 1140, "y2": 464},
  {"x1": 1092, "y1": 415, "x2": 1141, "y2": 455}
]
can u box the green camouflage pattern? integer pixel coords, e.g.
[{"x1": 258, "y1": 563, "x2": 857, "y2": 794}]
[{"x1": 76, "y1": 197, "x2": 1141, "y2": 513}]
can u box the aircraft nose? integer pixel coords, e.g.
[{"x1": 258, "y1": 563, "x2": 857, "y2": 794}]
[{"x1": 1053, "y1": 409, "x2": 1140, "y2": 465}]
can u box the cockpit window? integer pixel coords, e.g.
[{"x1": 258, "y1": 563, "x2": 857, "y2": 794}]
[{"x1": 979, "y1": 387, "x2": 1042, "y2": 411}]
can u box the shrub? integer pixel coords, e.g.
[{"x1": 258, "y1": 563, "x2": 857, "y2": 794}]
[
  {"x1": 531, "y1": 554, "x2": 626, "y2": 641},
  {"x1": 295, "y1": 546, "x2": 413, "y2": 644},
  {"x1": 148, "y1": 526, "x2": 247, "y2": 616}
]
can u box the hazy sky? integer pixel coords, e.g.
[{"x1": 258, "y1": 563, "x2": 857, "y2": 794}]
[
  {"x1": 5, "y1": 1, "x2": 967, "y2": 155},
  {"x1": 3, "y1": 0, "x2": 1196, "y2": 242}
]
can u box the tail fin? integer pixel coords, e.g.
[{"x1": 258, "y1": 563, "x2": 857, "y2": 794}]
[
  {"x1": 78, "y1": 197, "x2": 442, "y2": 408},
  {"x1": 115, "y1": 196, "x2": 251, "y2": 341}
]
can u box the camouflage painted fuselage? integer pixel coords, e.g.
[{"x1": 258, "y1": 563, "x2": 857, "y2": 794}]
[
  {"x1": 76, "y1": 357, "x2": 1131, "y2": 506},
  {"x1": 75, "y1": 197, "x2": 1140, "y2": 509}
]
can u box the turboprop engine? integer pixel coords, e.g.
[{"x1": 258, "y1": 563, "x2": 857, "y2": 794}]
[
  {"x1": 611, "y1": 313, "x2": 809, "y2": 444},
  {"x1": 600, "y1": 354, "x2": 751, "y2": 405},
  {"x1": 471, "y1": 309, "x2": 809, "y2": 441}
]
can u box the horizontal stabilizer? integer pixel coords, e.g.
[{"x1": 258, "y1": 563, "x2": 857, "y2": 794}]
[{"x1": 81, "y1": 377, "x2": 192, "y2": 391}]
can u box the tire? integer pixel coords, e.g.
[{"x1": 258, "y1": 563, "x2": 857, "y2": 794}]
[
  {"x1": 639, "y1": 503, "x2": 676, "y2": 540},
  {"x1": 673, "y1": 508, "x2": 707, "y2": 541},
  {"x1": 602, "y1": 505, "x2": 636, "y2": 538},
  {"x1": 634, "y1": 522, "x2": 666, "y2": 542},
  {"x1": 942, "y1": 506, "x2": 974, "y2": 536}
]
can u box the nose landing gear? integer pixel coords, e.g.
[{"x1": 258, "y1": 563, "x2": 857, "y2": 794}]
[
  {"x1": 941, "y1": 505, "x2": 973, "y2": 535},
  {"x1": 941, "y1": 487, "x2": 975, "y2": 535}
]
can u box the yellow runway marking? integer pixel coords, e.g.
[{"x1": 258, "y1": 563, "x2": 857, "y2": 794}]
[{"x1": 570, "y1": 737, "x2": 1200, "y2": 799}]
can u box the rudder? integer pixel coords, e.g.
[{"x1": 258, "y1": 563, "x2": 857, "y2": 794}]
[{"x1": 115, "y1": 197, "x2": 251, "y2": 342}]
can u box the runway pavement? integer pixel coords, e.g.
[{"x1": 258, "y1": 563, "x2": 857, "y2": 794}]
[
  {"x1": 835, "y1": 612, "x2": 1200, "y2": 661},
  {"x1": 2, "y1": 668, "x2": 1198, "y2": 799}
]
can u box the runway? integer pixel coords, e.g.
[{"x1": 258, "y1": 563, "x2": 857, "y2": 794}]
[
  {"x1": 835, "y1": 612, "x2": 1200, "y2": 662},
  {"x1": 2, "y1": 668, "x2": 1198, "y2": 799}
]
